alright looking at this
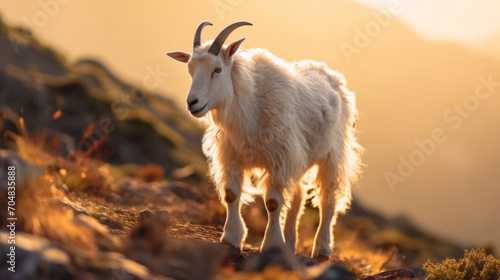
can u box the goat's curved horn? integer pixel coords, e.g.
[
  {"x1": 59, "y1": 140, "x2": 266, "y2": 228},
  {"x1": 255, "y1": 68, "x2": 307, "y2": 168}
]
[
  {"x1": 208, "y1": 21, "x2": 252, "y2": 56},
  {"x1": 194, "y1": 21, "x2": 213, "y2": 49}
]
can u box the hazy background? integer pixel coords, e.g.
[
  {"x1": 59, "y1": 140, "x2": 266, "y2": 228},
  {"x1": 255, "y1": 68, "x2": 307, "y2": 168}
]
[{"x1": 1, "y1": 0, "x2": 499, "y2": 251}]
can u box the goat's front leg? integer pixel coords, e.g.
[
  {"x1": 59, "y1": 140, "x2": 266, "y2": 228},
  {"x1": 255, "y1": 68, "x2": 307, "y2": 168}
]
[
  {"x1": 261, "y1": 185, "x2": 285, "y2": 251},
  {"x1": 220, "y1": 168, "x2": 247, "y2": 249}
]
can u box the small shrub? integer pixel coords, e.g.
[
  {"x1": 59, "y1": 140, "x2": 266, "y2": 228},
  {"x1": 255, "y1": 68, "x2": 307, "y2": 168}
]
[{"x1": 424, "y1": 248, "x2": 500, "y2": 280}]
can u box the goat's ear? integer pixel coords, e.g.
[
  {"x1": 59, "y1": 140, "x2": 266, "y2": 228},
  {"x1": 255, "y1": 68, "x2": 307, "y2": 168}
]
[
  {"x1": 166, "y1": 51, "x2": 191, "y2": 63},
  {"x1": 225, "y1": 38, "x2": 246, "y2": 59}
]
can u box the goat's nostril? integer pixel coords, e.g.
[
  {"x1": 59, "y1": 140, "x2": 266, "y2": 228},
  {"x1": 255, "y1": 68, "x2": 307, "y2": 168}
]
[{"x1": 187, "y1": 99, "x2": 198, "y2": 109}]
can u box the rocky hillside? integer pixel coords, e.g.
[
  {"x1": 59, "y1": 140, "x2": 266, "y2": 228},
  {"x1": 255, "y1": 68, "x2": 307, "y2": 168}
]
[
  {"x1": 0, "y1": 18, "x2": 485, "y2": 280},
  {"x1": 0, "y1": 19, "x2": 206, "y2": 179}
]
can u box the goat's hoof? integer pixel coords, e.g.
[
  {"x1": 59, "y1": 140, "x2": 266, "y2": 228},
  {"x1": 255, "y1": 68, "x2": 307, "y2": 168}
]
[
  {"x1": 312, "y1": 247, "x2": 332, "y2": 261},
  {"x1": 221, "y1": 237, "x2": 242, "y2": 250},
  {"x1": 313, "y1": 254, "x2": 331, "y2": 262}
]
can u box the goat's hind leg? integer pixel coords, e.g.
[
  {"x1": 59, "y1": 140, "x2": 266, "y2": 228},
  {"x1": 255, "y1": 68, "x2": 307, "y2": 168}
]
[
  {"x1": 312, "y1": 159, "x2": 338, "y2": 259},
  {"x1": 284, "y1": 186, "x2": 305, "y2": 254}
]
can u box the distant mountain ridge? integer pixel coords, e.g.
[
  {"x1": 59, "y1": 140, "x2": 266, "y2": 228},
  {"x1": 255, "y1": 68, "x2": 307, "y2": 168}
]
[{"x1": 470, "y1": 35, "x2": 500, "y2": 61}]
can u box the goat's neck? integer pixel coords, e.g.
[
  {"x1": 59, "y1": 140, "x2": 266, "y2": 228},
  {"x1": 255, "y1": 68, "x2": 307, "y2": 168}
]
[{"x1": 217, "y1": 90, "x2": 259, "y2": 142}]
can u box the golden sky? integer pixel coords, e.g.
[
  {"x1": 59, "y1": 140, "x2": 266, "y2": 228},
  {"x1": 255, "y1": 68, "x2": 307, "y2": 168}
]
[{"x1": 354, "y1": 0, "x2": 500, "y2": 43}]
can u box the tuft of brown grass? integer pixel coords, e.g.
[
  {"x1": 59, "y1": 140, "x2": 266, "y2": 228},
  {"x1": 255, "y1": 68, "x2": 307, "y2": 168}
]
[
  {"x1": 16, "y1": 173, "x2": 100, "y2": 254},
  {"x1": 6, "y1": 113, "x2": 116, "y2": 195}
]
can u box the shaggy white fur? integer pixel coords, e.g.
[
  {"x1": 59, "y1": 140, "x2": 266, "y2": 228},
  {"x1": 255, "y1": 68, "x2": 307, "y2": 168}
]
[{"x1": 167, "y1": 25, "x2": 363, "y2": 259}]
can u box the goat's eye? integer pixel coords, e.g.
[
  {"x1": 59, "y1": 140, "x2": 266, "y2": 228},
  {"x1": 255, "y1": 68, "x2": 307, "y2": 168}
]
[{"x1": 211, "y1": 67, "x2": 222, "y2": 78}]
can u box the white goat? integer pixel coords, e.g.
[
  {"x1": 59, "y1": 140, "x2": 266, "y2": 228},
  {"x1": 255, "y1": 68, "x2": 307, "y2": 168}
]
[{"x1": 166, "y1": 21, "x2": 363, "y2": 258}]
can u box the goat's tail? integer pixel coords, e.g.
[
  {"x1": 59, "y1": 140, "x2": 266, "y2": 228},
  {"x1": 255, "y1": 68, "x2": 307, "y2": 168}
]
[{"x1": 336, "y1": 82, "x2": 364, "y2": 214}]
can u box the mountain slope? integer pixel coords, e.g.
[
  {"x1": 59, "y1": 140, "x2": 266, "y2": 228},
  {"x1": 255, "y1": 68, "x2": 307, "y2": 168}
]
[{"x1": 0, "y1": 20, "x2": 206, "y2": 178}]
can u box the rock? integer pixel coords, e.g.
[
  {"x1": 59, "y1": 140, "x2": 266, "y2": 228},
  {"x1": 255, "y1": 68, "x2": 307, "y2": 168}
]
[
  {"x1": 77, "y1": 250, "x2": 172, "y2": 280},
  {"x1": 105, "y1": 192, "x2": 122, "y2": 203},
  {"x1": 162, "y1": 182, "x2": 204, "y2": 203},
  {"x1": 72, "y1": 213, "x2": 119, "y2": 251},
  {"x1": 139, "y1": 209, "x2": 155, "y2": 221},
  {"x1": 53, "y1": 197, "x2": 89, "y2": 216},
  {"x1": 73, "y1": 214, "x2": 110, "y2": 237},
  {"x1": 129, "y1": 210, "x2": 170, "y2": 254},
  {"x1": 171, "y1": 165, "x2": 196, "y2": 180},
  {"x1": 116, "y1": 179, "x2": 170, "y2": 204},
  {"x1": 0, "y1": 232, "x2": 71, "y2": 279},
  {"x1": 306, "y1": 262, "x2": 355, "y2": 280},
  {"x1": 361, "y1": 268, "x2": 419, "y2": 280},
  {"x1": 244, "y1": 245, "x2": 299, "y2": 272},
  {"x1": 55, "y1": 181, "x2": 69, "y2": 194},
  {"x1": 172, "y1": 241, "x2": 230, "y2": 279},
  {"x1": 220, "y1": 243, "x2": 259, "y2": 271},
  {"x1": 0, "y1": 149, "x2": 43, "y2": 191},
  {"x1": 138, "y1": 210, "x2": 169, "y2": 227},
  {"x1": 127, "y1": 221, "x2": 233, "y2": 279},
  {"x1": 99, "y1": 252, "x2": 165, "y2": 280},
  {"x1": 297, "y1": 255, "x2": 319, "y2": 268}
]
